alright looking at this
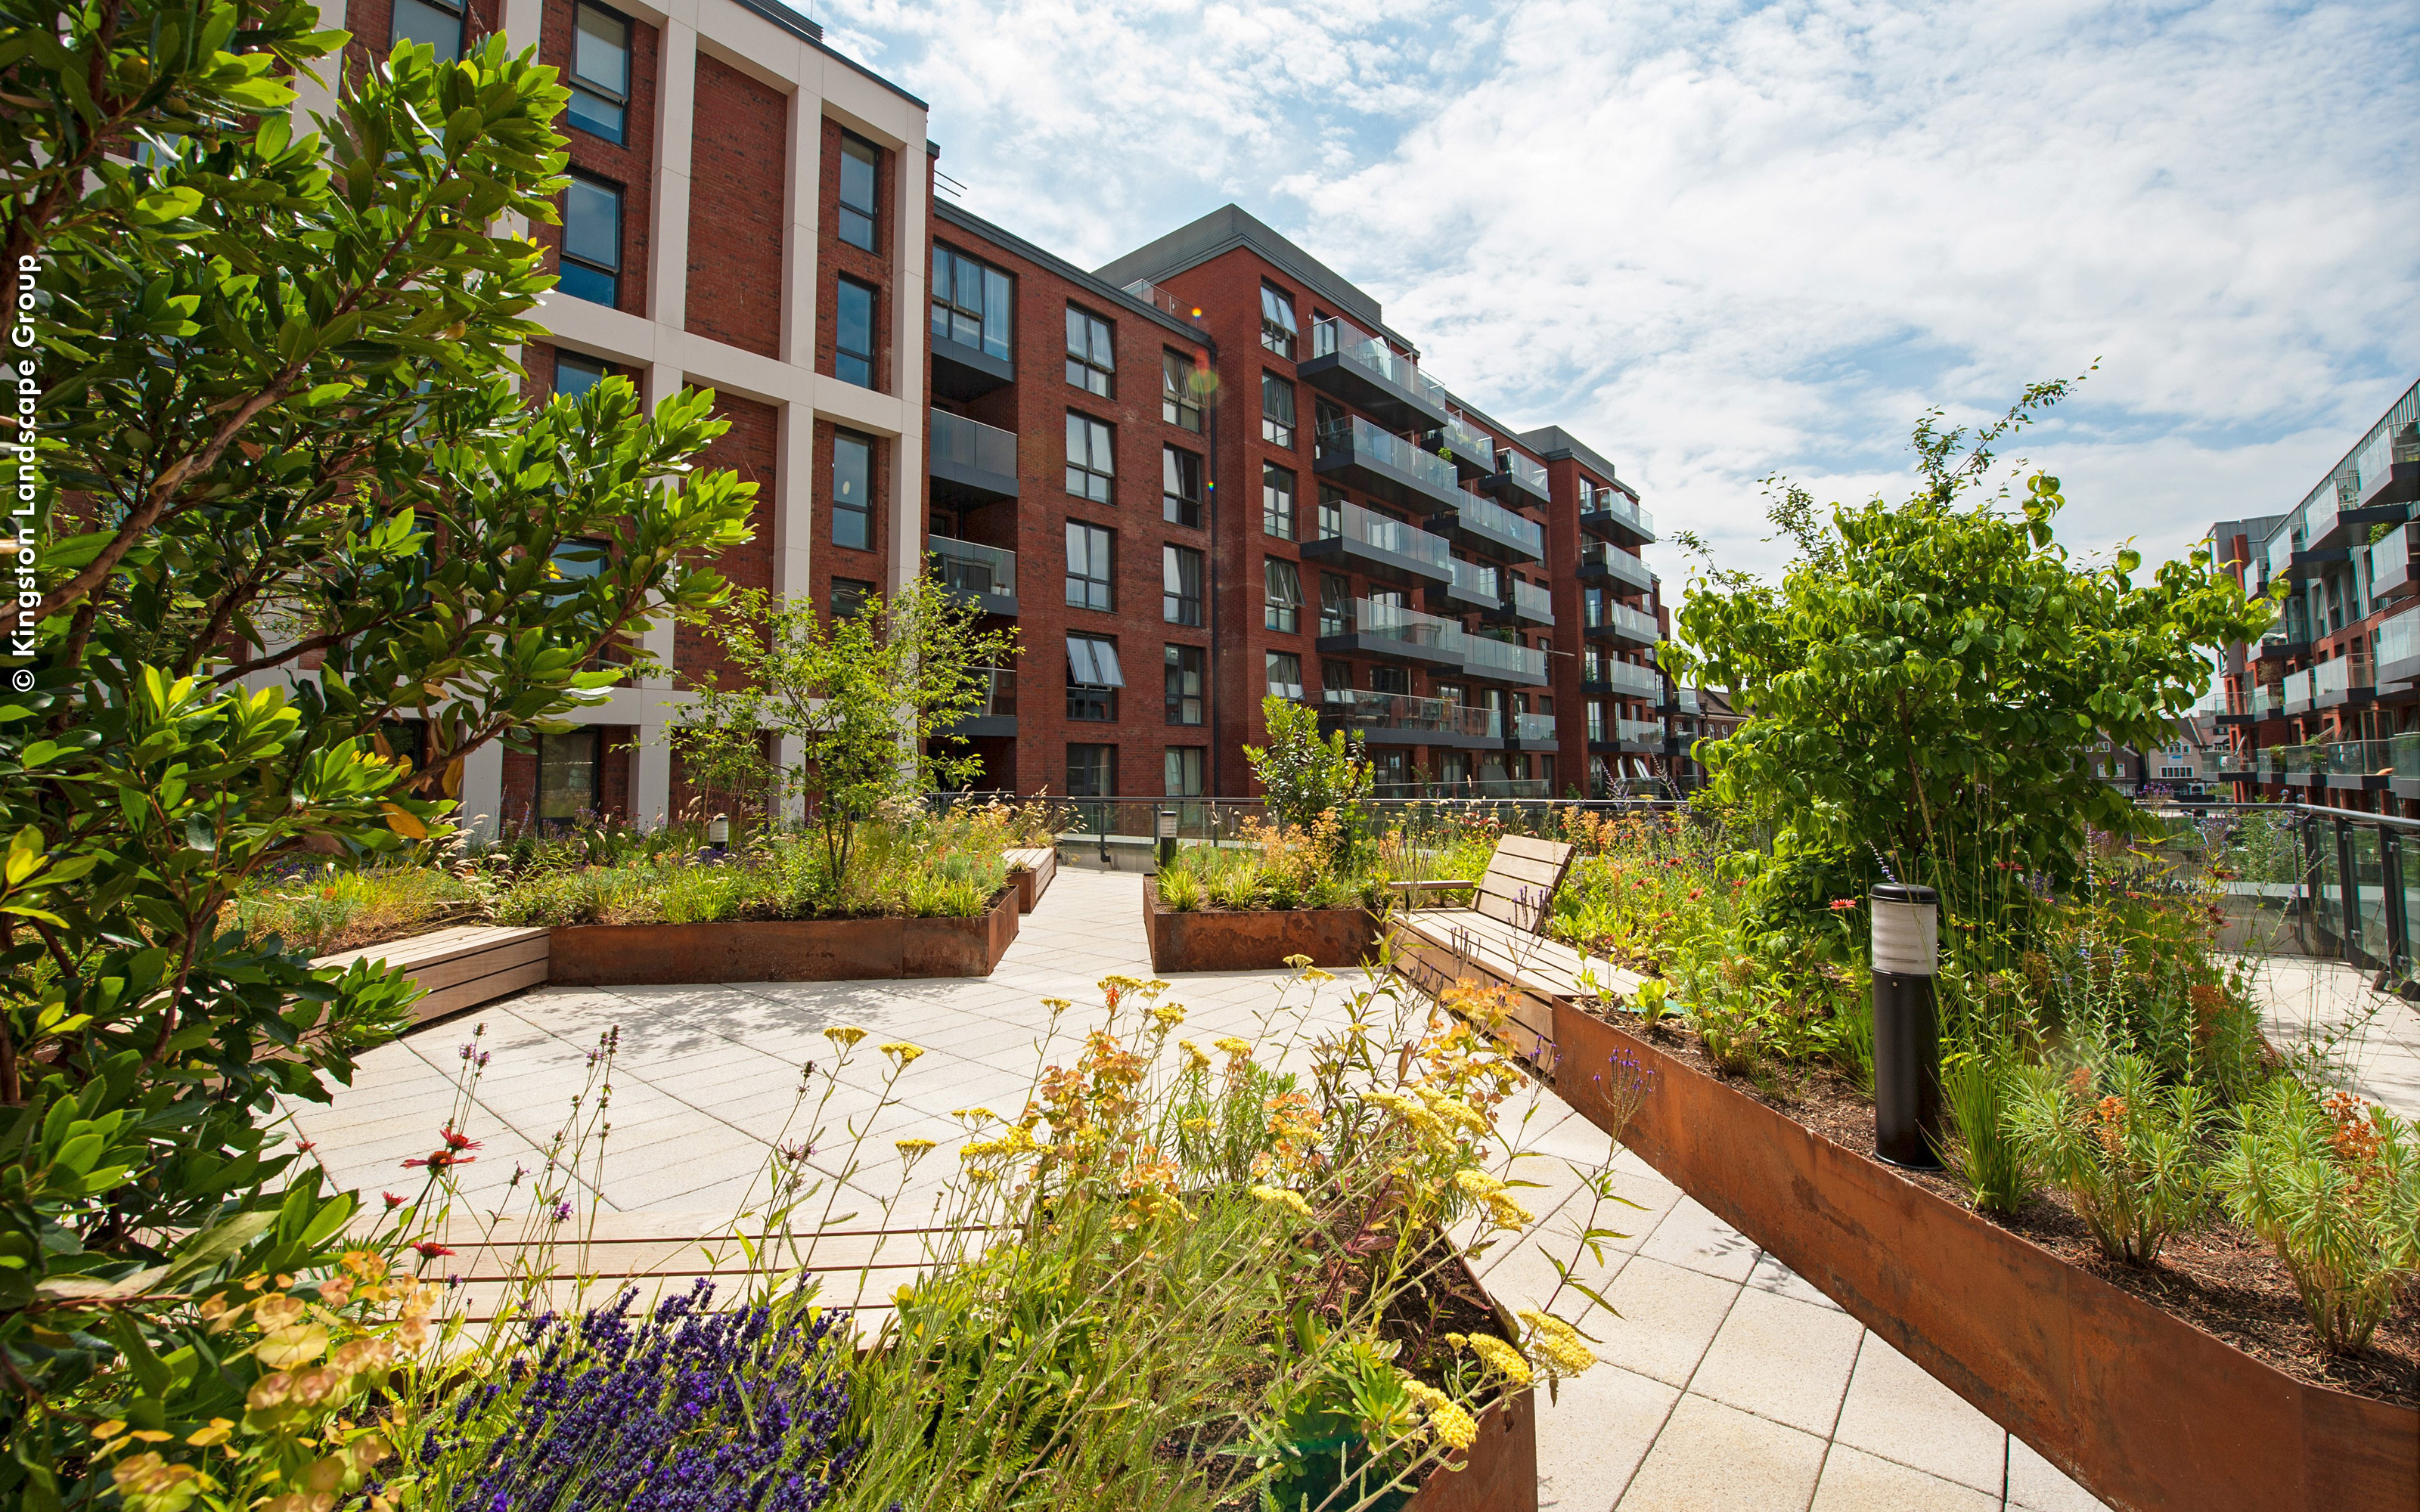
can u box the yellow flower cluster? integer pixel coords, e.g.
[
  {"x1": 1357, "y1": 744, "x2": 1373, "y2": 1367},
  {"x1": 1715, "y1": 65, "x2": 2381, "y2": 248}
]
[
  {"x1": 821, "y1": 1025, "x2": 868, "y2": 1048},
  {"x1": 1212, "y1": 1036, "x2": 1253, "y2": 1058},
  {"x1": 1518, "y1": 1307, "x2": 1597, "y2": 1377},
  {"x1": 1178, "y1": 1040, "x2": 1212, "y2": 1073},
  {"x1": 1249, "y1": 1185, "x2": 1314, "y2": 1218},
  {"x1": 879, "y1": 1041, "x2": 925, "y2": 1067},
  {"x1": 960, "y1": 1124, "x2": 1044, "y2": 1162},
  {"x1": 1463, "y1": 1332, "x2": 1533, "y2": 1385},
  {"x1": 1149, "y1": 1002, "x2": 1186, "y2": 1029},
  {"x1": 1398, "y1": 1379, "x2": 1480, "y2": 1452},
  {"x1": 1414, "y1": 1084, "x2": 1491, "y2": 1137}
]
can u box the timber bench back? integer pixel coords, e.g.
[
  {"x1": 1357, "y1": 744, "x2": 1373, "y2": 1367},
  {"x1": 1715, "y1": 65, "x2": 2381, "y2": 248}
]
[{"x1": 1462, "y1": 835, "x2": 1577, "y2": 932}]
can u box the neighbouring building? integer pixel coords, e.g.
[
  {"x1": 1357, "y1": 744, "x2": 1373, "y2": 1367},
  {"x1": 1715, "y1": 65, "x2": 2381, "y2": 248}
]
[
  {"x1": 327, "y1": 3, "x2": 1690, "y2": 824},
  {"x1": 2207, "y1": 378, "x2": 2420, "y2": 813}
]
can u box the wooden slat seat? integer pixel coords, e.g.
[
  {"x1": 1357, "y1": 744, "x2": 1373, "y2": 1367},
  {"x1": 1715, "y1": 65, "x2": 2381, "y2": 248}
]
[
  {"x1": 313, "y1": 924, "x2": 550, "y2": 1025},
  {"x1": 1004, "y1": 847, "x2": 1057, "y2": 912}
]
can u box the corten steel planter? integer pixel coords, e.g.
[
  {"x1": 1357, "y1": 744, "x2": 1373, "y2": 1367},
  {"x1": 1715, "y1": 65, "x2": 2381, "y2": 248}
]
[
  {"x1": 1142, "y1": 885, "x2": 1384, "y2": 974},
  {"x1": 1404, "y1": 1388, "x2": 1537, "y2": 1512},
  {"x1": 1550, "y1": 1002, "x2": 2419, "y2": 1512},
  {"x1": 547, "y1": 886, "x2": 1019, "y2": 986}
]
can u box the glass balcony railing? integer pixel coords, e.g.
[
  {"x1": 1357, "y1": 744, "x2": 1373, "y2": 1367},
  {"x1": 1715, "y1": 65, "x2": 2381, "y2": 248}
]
[
  {"x1": 2283, "y1": 668, "x2": 2315, "y2": 711},
  {"x1": 1581, "y1": 485, "x2": 1655, "y2": 538},
  {"x1": 928, "y1": 534, "x2": 1016, "y2": 596},
  {"x1": 1512, "y1": 712, "x2": 1556, "y2": 742},
  {"x1": 2328, "y1": 739, "x2": 2393, "y2": 778},
  {"x1": 1510, "y1": 578, "x2": 1553, "y2": 619},
  {"x1": 1463, "y1": 635, "x2": 1547, "y2": 680},
  {"x1": 1456, "y1": 490, "x2": 1545, "y2": 556},
  {"x1": 970, "y1": 665, "x2": 1015, "y2": 718},
  {"x1": 2304, "y1": 479, "x2": 2344, "y2": 553},
  {"x1": 1585, "y1": 593, "x2": 1660, "y2": 642},
  {"x1": 2252, "y1": 683, "x2": 2284, "y2": 718},
  {"x1": 1615, "y1": 716, "x2": 1665, "y2": 745},
  {"x1": 2266, "y1": 527, "x2": 2301, "y2": 581},
  {"x1": 1311, "y1": 316, "x2": 1424, "y2": 394},
  {"x1": 2283, "y1": 743, "x2": 2321, "y2": 778},
  {"x1": 2259, "y1": 748, "x2": 2286, "y2": 780},
  {"x1": 1447, "y1": 555, "x2": 1499, "y2": 599},
  {"x1": 1320, "y1": 497, "x2": 1452, "y2": 571},
  {"x1": 2377, "y1": 609, "x2": 2420, "y2": 669},
  {"x1": 2314, "y1": 652, "x2": 2373, "y2": 699},
  {"x1": 1317, "y1": 414, "x2": 1463, "y2": 498},
  {"x1": 1320, "y1": 689, "x2": 1496, "y2": 740},
  {"x1": 1593, "y1": 658, "x2": 1658, "y2": 699},
  {"x1": 1440, "y1": 413, "x2": 1495, "y2": 468},
  {"x1": 1581, "y1": 540, "x2": 1656, "y2": 593},
  {"x1": 929, "y1": 408, "x2": 1016, "y2": 476},
  {"x1": 2394, "y1": 731, "x2": 2420, "y2": 780},
  {"x1": 1348, "y1": 597, "x2": 1466, "y2": 656},
  {"x1": 1499, "y1": 451, "x2": 1550, "y2": 495},
  {"x1": 1667, "y1": 684, "x2": 1702, "y2": 714}
]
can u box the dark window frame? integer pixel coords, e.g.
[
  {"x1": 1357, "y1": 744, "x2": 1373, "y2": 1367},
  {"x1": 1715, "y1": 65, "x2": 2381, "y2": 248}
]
[
  {"x1": 1265, "y1": 649, "x2": 1304, "y2": 702},
  {"x1": 554, "y1": 349, "x2": 613, "y2": 398},
  {"x1": 836, "y1": 132, "x2": 880, "y2": 253},
  {"x1": 1162, "y1": 349, "x2": 1203, "y2": 432},
  {"x1": 390, "y1": 0, "x2": 467, "y2": 61},
  {"x1": 1066, "y1": 743, "x2": 1116, "y2": 798},
  {"x1": 1164, "y1": 745, "x2": 1206, "y2": 798},
  {"x1": 1163, "y1": 543, "x2": 1203, "y2": 627},
  {"x1": 831, "y1": 429, "x2": 874, "y2": 550},
  {"x1": 1262, "y1": 463, "x2": 1296, "y2": 541},
  {"x1": 1067, "y1": 634, "x2": 1122, "y2": 721},
  {"x1": 1261, "y1": 370, "x2": 1297, "y2": 448},
  {"x1": 559, "y1": 172, "x2": 624, "y2": 307},
  {"x1": 1163, "y1": 446, "x2": 1203, "y2": 528},
  {"x1": 1066, "y1": 305, "x2": 1115, "y2": 395},
  {"x1": 1165, "y1": 643, "x2": 1205, "y2": 726},
  {"x1": 930, "y1": 243, "x2": 1013, "y2": 361},
  {"x1": 1066, "y1": 411, "x2": 1114, "y2": 503},
  {"x1": 566, "y1": 1, "x2": 631, "y2": 144},
  {"x1": 1264, "y1": 556, "x2": 1303, "y2": 634},
  {"x1": 1066, "y1": 520, "x2": 1115, "y2": 612},
  {"x1": 834, "y1": 275, "x2": 877, "y2": 389},
  {"x1": 536, "y1": 727, "x2": 603, "y2": 826},
  {"x1": 1260, "y1": 284, "x2": 1298, "y2": 358}
]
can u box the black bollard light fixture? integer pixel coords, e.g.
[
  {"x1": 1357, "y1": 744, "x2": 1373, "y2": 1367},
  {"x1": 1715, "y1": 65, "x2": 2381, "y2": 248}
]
[
  {"x1": 1156, "y1": 808, "x2": 1179, "y2": 872},
  {"x1": 1869, "y1": 881, "x2": 1944, "y2": 1170}
]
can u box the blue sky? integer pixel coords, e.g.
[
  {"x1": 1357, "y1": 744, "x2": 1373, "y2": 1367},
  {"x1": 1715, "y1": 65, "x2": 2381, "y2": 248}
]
[{"x1": 807, "y1": 0, "x2": 2419, "y2": 586}]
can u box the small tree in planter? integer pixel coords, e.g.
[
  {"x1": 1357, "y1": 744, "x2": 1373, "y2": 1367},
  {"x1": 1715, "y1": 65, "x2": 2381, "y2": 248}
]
[
  {"x1": 672, "y1": 579, "x2": 1019, "y2": 886},
  {"x1": 1245, "y1": 695, "x2": 1374, "y2": 869}
]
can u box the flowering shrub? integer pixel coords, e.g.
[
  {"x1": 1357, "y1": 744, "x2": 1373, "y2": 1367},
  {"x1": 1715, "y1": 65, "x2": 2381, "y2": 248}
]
[{"x1": 2004, "y1": 1054, "x2": 2214, "y2": 1265}]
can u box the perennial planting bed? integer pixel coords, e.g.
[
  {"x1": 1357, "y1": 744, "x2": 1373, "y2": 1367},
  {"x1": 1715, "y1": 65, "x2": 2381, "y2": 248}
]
[{"x1": 1141, "y1": 883, "x2": 1383, "y2": 973}]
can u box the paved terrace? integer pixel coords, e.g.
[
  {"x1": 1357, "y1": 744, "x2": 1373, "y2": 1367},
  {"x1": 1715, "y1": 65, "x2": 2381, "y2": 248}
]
[{"x1": 283, "y1": 867, "x2": 2111, "y2": 1512}]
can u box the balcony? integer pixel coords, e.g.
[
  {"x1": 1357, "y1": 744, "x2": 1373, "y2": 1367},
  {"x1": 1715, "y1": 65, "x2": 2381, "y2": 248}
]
[
  {"x1": 1312, "y1": 414, "x2": 1469, "y2": 515},
  {"x1": 1301, "y1": 497, "x2": 1453, "y2": 587},
  {"x1": 2395, "y1": 730, "x2": 2420, "y2": 799},
  {"x1": 1318, "y1": 689, "x2": 1498, "y2": 748},
  {"x1": 1435, "y1": 489, "x2": 1545, "y2": 564},
  {"x1": 2367, "y1": 522, "x2": 2418, "y2": 606},
  {"x1": 929, "y1": 322, "x2": 1013, "y2": 401},
  {"x1": 1506, "y1": 711, "x2": 1556, "y2": 748},
  {"x1": 1462, "y1": 633, "x2": 1549, "y2": 686},
  {"x1": 2282, "y1": 668, "x2": 2313, "y2": 714},
  {"x1": 1579, "y1": 485, "x2": 1655, "y2": 546},
  {"x1": 1584, "y1": 595, "x2": 1659, "y2": 649},
  {"x1": 2251, "y1": 683, "x2": 2284, "y2": 720},
  {"x1": 1578, "y1": 539, "x2": 1657, "y2": 596},
  {"x1": 1317, "y1": 596, "x2": 1467, "y2": 667},
  {"x1": 1426, "y1": 554, "x2": 1500, "y2": 616},
  {"x1": 929, "y1": 410, "x2": 1019, "y2": 508},
  {"x1": 1662, "y1": 683, "x2": 1702, "y2": 714},
  {"x1": 1587, "y1": 715, "x2": 1664, "y2": 753},
  {"x1": 2378, "y1": 609, "x2": 2420, "y2": 683},
  {"x1": 1432, "y1": 413, "x2": 1498, "y2": 480},
  {"x1": 1506, "y1": 577, "x2": 1554, "y2": 627},
  {"x1": 945, "y1": 665, "x2": 1016, "y2": 739},
  {"x1": 2326, "y1": 738, "x2": 2393, "y2": 792},
  {"x1": 1300, "y1": 316, "x2": 1451, "y2": 432},
  {"x1": 2281, "y1": 742, "x2": 2323, "y2": 786},
  {"x1": 1482, "y1": 450, "x2": 1553, "y2": 508},
  {"x1": 1582, "y1": 656, "x2": 1660, "y2": 700},
  {"x1": 2254, "y1": 622, "x2": 2308, "y2": 664},
  {"x1": 2313, "y1": 651, "x2": 2373, "y2": 708},
  {"x1": 2353, "y1": 415, "x2": 2420, "y2": 510},
  {"x1": 927, "y1": 534, "x2": 1017, "y2": 616}
]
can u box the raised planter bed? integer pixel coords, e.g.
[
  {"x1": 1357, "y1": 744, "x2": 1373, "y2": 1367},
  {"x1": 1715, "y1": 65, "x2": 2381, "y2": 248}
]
[
  {"x1": 546, "y1": 886, "x2": 1019, "y2": 987},
  {"x1": 1142, "y1": 884, "x2": 1384, "y2": 974},
  {"x1": 1004, "y1": 845, "x2": 1057, "y2": 912},
  {"x1": 1547, "y1": 1000, "x2": 2418, "y2": 1512}
]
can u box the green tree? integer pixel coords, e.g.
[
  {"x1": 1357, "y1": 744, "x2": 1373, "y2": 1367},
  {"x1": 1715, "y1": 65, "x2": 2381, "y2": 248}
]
[
  {"x1": 671, "y1": 578, "x2": 1019, "y2": 883},
  {"x1": 1245, "y1": 696, "x2": 1373, "y2": 847},
  {"x1": 1661, "y1": 384, "x2": 2273, "y2": 940},
  {"x1": 0, "y1": 8, "x2": 755, "y2": 1500}
]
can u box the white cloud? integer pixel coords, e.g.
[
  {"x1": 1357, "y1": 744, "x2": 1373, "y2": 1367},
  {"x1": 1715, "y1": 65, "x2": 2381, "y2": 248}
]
[{"x1": 813, "y1": 0, "x2": 2419, "y2": 582}]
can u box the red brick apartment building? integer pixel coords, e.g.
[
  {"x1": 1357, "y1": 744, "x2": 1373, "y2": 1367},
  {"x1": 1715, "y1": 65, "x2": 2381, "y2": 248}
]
[
  {"x1": 324, "y1": 0, "x2": 1689, "y2": 824},
  {"x1": 2207, "y1": 378, "x2": 2420, "y2": 813}
]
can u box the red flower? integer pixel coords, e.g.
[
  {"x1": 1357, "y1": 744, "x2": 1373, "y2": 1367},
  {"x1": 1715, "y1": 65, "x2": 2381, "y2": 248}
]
[
  {"x1": 383, "y1": 1192, "x2": 407, "y2": 1210},
  {"x1": 1829, "y1": 898, "x2": 1859, "y2": 912},
  {"x1": 411, "y1": 1241, "x2": 456, "y2": 1260},
  {"x1": 440, "y1": 1126, "x2": 479, "y2": 1151}
]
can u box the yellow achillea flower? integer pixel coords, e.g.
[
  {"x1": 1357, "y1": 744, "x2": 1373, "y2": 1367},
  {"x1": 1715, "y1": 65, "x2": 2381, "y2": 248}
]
[
  {"x1": 1416, "y1": 1085, "x2": 1491, "y2": 1136},
  {"x1": 1453, "y1": 1170, "x2": 1506, "y2": 1198},
  {"x1": 1178, "y1": 1040, "x2": 1212, "y2": 1073},
  {"x1": 1282, "y1": 953, "x2": 1314, "y2": 970},
  {"x1": 879, "y1": 1041, "x2": 926, "y2": 1067},
  {"x1": 1427, "y1": 1399, "x2": 1478, "y2": 1452},
  {"x1": 1149, "y1": 1002, "x2": 1186, "y2": 1029},
  {"x1": 1302, "y1": 966, "x2": 1338, "y2": 985},
  {"x1": 1484, "y1": 1192, "x2": 1534, "y2": 1230},
  {"x1": 950, "y1": 1107, "x2": 997, "y2": 1123},
  {"x1": 1101, "y1": 974, "x2": 1147, "y2": 994},
  {"x1": 1249, "y1": 1185, "x2": 1314, "y2": 1219},
  {"x1": 1142, "y1": 978, "x2": 1173, "y2": 996},
  {"x1": 1518, "y1": 1308, "x2": 1598, "y2": 1377},
  {"x1": 895, "y1": 1138, "x2": 936, "y2": 1157},
  {"x1": 1213, "y1": 1036, "x2": 1253, "y2": 1058},
  {"x1": 1465, "y1": 1334, "x2": 1533, "y2": 1384},
  {"x1": 821, "y1": 1026, "x2": 868, "y2": 1048},
  {"x1": 1041, "y1": 996, "x2": 1074, "y2": 1013}
]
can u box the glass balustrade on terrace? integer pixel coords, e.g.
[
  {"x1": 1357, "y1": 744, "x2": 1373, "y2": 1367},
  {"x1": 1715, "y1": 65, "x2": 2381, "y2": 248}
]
[
  {"x1": 2283, "y1": 668, "x2": 2315, "y2": 711},
  {"x1": 1580, "y1": 540, "x2": 1657, "y2": 594},
  {"x1": 2328, "y1": 739, "x2": 2394, "y2": 778},
  {"x1": 1346, "y1": 598, "x2": 1466, "y2": 656},
  {"x1": 1447, "y1": 555, "x2": 1500, "y2": 599},
  {"x1": 1510, "y1": 578, "x2": 1553, "y2": 621},
  {"x1": 1584, "y1": 591, "x2": 1659, "y2": 642},
  {"x1": 2314, "y1": 653, "x2": 2373, "y2": 699},
  {"x1": 1454, "y1": 490, "x2": 1545, "y2": 556},
  {"x1": 1581, "y1": 485, "x2": 1655, "y2": 539},
  {"x1": 970, "y1": 666, "x2": 1016, "y2": 718},
  {"x1": 1320, "y1": 497, "x2": 1452, "y2": 571},
  {"x1": 2258, "y1": 748, "x2": 2286, "y2": 780},
  {"x1": 929, "y1": 408, "x2": 1017, "y2": 476},
  {"x1": 2266, "y1": 526, "x2": 2300, "y2": 581},
  {"x1": 927, "y1": 534, "x2": 1016, "y2": 598},
  {"x1": 1512, "y1": 712, "x2": 1556, "y2": 742},
  {"x1": 1500, "y1": 451, "x2": 1550, "y2": 496},
  {"x1": 1316, "y1": 415, "x2": 1463, "y2": 499},
  {"x1": 1441, "y1": 413, "x2": 1495, "y2": 467},
  {"x1": 2251, "y1": 683, "x2": 2284, "y2": 719},
  {"x1": 2283, "y1": 744, "x2": 2320, "y2": 778},
  {"x1": 1615, "y1": 716, "x2": 1665, "y2": 745},
  {"x1": 1320, "y1": 689, "x2": 1496, "y2": 740},
  {"x1": 2376, "y1": 609, "x2": 2420, "y2": 671},
  {"x1": 1463, "y1": 635, "x2": 1547, "y2": 680},
  {"x1": 1311, "y1": 315, "x2": 1423, "y2": 391},
  {"x1": 1596, "y1": 658, "x2": 1659, "y2": 698},
  {"x1": 2394, "y1": 731, "x2": 2420, "y2": 780}
]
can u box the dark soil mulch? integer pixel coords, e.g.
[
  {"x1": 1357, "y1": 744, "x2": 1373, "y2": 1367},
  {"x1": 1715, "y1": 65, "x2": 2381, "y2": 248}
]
[{"x1": 1585, "y1": 1014, "x2": 2420, "y2": 1409}]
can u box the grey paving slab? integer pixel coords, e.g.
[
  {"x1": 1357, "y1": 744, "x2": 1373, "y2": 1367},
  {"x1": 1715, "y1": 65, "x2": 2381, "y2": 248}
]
[
  {"x1": 1812, "y1": 1444, "x2": 2001, "y2": 1512},
  {"x1": 1615, "y1": 1392, "x2": 1827, "y2": 1511},
  {"x1": 1832, "y1": 1332, "x2": 2009, "y2": 1496},
  {"x1": 1688, "y1": 1286, "x2": 1863, "y2": 1436}
]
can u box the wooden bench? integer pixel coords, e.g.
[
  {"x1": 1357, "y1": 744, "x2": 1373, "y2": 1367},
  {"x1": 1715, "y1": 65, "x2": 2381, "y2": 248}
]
[
  {"x1": 1388, "y1": 835, "x2": 1647, "y2": 1068},
  {"x1": 313, "y1": 924, "x2": 550, "y2": 1027},
  {"x1": 1004, "y1": 846, "x2": 1057, "y2": 912}
]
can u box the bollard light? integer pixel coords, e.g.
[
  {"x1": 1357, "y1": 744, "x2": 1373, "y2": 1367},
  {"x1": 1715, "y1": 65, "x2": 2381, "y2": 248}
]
[
  {"x1": 1156, "y1": 808, "x2": 1179, "y2": 872},
  {"x1": 707, "y1": 813, "x2": 731, "y2": 847},
  {"x1": 1869, "y1": 882, "x2": 1944, "y2": 1170}
]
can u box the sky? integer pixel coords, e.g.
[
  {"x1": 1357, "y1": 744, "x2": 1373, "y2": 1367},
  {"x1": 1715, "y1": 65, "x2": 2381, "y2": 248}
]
[{"x1": 802, "y1": 0, "x2": 2419, "y2": 590}]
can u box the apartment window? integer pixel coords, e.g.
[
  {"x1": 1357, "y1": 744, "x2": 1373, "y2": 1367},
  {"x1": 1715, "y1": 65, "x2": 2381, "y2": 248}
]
[
  {"x1": 1320, "y1": 573, "x2": 1353, "y2": 637},
  {"x1": 1162, "y1": 350, "x2": 1203, "y2": 432},
  {"x1": 1264, "y1": 557, "x2": 1303, "y2": 634},
  {"x1": 1321, "y1": 658, "x2": 1353, "y2": 702},
  {"x1": 1261, "y1": 372, "x2": 1296, "y2": 448},
  {"x1": 1066, "y1": 521, "x2": 1114, "y2": 611},
  {"x1": 1163, "y1": 447, "x2": 1202, "y2": 528},
  {"x1": 1165, "y1": 644, "x2": 1204, "y2": 725},
  {"x1": 836, "y1": 132, "x2": 879, "y2": 252},
  {"x1": 1066, "y1": 307, "x2": 1114, "y2": 395},
  {"x1": 1260, "y1": 284, "x2": 1298, "y2": 358},
  {"x1": 1370, "y1": 665, "x2": 1409, "y2": 696},
  {"x1": 1587, "y1": 702, "x2": 1608, "y2": 742},
  {"x1": 535, "y1": 728, "x2": 600, "y2": 825},
  {"x1": 546, "y1": 536, "x2": 609, "y2": 596},
  {"x1": 1066, "y1": 412, "x2": 1113, "y2": 503},
  {"x1": 1163, "y1": 544, "x2": 1203, "y2": 626},
  {"x1": 390, "y1": 0, "x2": 464, "y2": 60},
  {"x1": 566, "y1": 4, "x2": 629, "y2": 144},
  {"x1": 830, "y1": 578, "x2": 873, "y2": 619},
  {"x1": 1262, "y1": 464, "x2": 1295, "y2": 541},
  {"x1": 1067, "y1": 635, "x2": 1122, "y2": 722},
  {"x1": 559, "y1": 174, "x2": 622, "y2": 306},
  {"x1": 1165, "y1": 747, "x2": 1205, "y2": 797},
  {"x1": 1067, "y1": 744, "x2": 1115, "y2": 798},
  {"x1": 554, "y1": 350, "x2": 613, "y2": 398},
  {"x1": 833, "y1": 277, "x2": 877, "y2": 389},
  {"x1": 930, "y1": 245, "x2": 1013, "y2": 361},
  {"x1": 1373, "y1": 749, "x2": 1410, "y2": 788},
  {"x1": 1317, "y1": 485, "x2": 1346, "y2": 541},
  {"x1": 831, "y1": 430, "x2": 873, "y2": 550},
  {"x1": 1265, "y1": 651, "x2": 1304, "y2": 702}
]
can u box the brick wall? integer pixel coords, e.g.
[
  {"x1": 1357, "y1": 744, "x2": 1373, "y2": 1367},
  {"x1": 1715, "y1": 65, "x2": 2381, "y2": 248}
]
[
  {"x1": 685, "y1": 56, "x2": 786, "y2": 358},
  {"x1": 672, "y1": 392, "x2": 779, "y2": 689},
  {"x1": 814, "y1": 116, "x2": 893, "y2": 389},
  {"x1": 809, "y1": 415, "x2": 891, "y2": 618}
]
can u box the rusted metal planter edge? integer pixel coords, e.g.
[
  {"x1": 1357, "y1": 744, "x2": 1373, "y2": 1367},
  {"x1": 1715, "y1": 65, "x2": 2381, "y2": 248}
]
[
  {"x1": 1549, "y1": 1001, "x2": 2418, "y2": 1512},
  {"x1": 545, "y1": 887, "x2": 1020, "y2": 985},
  {"x1": 1142, "y1": 885, "x2": 1385, "y2": 974}
]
